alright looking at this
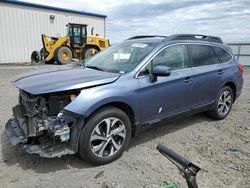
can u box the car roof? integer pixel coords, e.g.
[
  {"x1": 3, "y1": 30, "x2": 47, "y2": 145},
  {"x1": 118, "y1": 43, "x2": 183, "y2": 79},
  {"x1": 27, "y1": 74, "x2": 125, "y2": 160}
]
[{"x1": 125, "y1": 34, "x2": 225, "y2": 47}]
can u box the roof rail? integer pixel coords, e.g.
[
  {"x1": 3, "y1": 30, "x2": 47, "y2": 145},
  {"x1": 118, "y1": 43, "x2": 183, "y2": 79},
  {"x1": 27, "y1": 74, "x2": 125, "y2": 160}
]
[
  {"x1": 126, "y1": 35, "x2": 168, "y2": 40},
  {"x1": 168, "y1": 34, "x2": 223, "y2": 44}
]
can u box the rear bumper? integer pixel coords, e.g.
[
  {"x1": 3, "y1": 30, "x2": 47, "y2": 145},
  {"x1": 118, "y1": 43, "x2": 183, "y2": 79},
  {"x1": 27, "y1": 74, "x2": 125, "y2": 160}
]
[{"x1": 5, "y1": 118, "x2": 75, "y2": 158}]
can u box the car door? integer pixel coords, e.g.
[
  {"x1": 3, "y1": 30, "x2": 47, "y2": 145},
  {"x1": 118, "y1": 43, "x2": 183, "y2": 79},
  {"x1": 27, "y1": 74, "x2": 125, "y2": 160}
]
[
  {"x1": 137, "y1": 44, "x2": 194, "y2": 123},
  {"x1": 188, "y1": 44, "x2": 225, "y2": 107}
]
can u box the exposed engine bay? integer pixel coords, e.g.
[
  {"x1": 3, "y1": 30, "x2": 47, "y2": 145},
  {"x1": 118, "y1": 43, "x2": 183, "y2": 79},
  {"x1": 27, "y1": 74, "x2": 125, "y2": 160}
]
[{"x1": 6, "y1": 90, "x2": 82, "y2": 158}]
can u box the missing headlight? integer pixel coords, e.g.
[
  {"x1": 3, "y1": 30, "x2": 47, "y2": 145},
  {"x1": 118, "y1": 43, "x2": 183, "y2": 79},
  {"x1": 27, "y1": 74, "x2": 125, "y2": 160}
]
[
  {"x1": 47, "y1": 95, "x2": 71, "y2": 116},
  {"x1": 47, "y1": 112, "x2": 70, "y2": 142}
]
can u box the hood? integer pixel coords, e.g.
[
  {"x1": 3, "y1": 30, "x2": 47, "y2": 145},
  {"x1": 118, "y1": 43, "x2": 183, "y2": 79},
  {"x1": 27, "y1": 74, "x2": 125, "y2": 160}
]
[{"x1": 13, "y1": 66, "x2": 121, "y2": 95}]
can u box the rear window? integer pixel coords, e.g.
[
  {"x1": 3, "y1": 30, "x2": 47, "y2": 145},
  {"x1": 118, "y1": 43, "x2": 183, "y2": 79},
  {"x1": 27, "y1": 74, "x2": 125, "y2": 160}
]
[
  {"x1": 189, "y1": 45, "x2": 213, "y2": 67},
  {"x1": 210, "y1": 47, "x2": 220, "y2": 64},
  {"x1": 213, "y1": 46, "x2": 232, "y2": 63}
]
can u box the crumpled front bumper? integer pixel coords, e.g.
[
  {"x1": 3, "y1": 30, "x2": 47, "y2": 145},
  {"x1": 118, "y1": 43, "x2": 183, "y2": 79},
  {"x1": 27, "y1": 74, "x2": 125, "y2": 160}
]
[
  {"x1": 5, "y1": 118, "x2": 75, "y2": 158},
  {"x1": 5, "y1": 118, "x2": 27, "y2": 145}
]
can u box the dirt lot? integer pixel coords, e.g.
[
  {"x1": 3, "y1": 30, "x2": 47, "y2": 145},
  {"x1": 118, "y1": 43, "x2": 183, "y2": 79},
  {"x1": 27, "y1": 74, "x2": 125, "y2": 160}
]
[{"x1": 0, "y1": 65, "x2": 249, "y2": 188}]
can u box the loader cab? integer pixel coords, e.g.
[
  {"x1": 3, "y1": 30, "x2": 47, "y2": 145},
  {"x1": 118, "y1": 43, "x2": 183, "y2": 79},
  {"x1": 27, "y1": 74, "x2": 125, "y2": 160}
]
[{"x1": 67, "y1": 23, "x2": 87, "y2": 47}]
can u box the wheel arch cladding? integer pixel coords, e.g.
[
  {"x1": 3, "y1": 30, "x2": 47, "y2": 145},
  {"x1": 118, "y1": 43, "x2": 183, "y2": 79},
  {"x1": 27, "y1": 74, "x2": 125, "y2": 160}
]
[
  {"x1": 92, "y1": 102, "x2": 136, "y2": 135},
  {"x1": 70, "y1": 102, "x2": 137, "y2": 153},
  {"x1": 224, "y1": 82, "x2": 236, "y2": 102}
]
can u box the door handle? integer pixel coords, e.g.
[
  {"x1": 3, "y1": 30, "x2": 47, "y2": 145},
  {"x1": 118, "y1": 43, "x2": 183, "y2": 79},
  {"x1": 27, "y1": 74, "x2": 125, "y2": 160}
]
[
  {"x1": 184, "y1": 77, "x2": 192, "y2": 83},
  {"x1": 217, "y1": 69, "x2": 224, "y2": 75}
]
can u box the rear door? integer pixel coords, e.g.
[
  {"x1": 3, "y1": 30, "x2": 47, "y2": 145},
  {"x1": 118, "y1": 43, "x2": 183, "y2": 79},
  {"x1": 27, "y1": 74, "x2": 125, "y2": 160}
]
[
  {"x1": 138, "y1": 44, "x2": 194, "y2": 123},
  {"x1": 188, "y1": 44, "x2": 225, "y2": 107}
]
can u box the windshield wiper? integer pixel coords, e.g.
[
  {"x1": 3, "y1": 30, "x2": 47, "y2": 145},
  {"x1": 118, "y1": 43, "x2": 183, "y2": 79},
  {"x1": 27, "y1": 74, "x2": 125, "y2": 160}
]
[{"x1": 86, "y1": 65, "x2": 104, "y2": 71}]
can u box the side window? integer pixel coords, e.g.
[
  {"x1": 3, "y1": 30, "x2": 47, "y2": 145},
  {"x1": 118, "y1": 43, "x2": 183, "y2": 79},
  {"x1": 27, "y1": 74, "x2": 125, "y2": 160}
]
[
  {"x1": 74, "y1": 27, "x2": 81, "y2": 36},
  {"x1": 152, "y1": 45, "x2": 189, "y2": 70},
  {"x1": 213, "y1": 46, "x2": 232, "y2": 63},
  {"x1": 139, "y1": 45, "x2": 189, "y2": 76},
  {"x1": 189, "y1": 45, "x2": 213, "y2": 67},
  {"x1": 210, "y1": 47, "x2": 220, "y2": 64}
]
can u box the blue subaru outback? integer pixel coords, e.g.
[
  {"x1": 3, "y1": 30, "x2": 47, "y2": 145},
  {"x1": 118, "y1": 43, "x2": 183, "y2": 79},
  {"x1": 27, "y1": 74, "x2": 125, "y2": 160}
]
[{"x1": 6, "y1": 34, "x2": 244, "y2": 164}]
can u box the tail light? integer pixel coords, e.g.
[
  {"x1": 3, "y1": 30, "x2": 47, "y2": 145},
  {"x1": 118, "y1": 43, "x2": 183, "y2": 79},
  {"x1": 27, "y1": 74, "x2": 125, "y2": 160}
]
[{"x1": 238, "y1": 64, "x2": 244, "y2": 73}]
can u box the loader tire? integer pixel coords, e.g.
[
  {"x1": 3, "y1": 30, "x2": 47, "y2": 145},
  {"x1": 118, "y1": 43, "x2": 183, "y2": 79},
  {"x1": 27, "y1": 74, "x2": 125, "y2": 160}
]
[
  {"x1": 31, "y1": 51, "x2": 41, "y2": 64},
  {"x1": 54, "y1": 46, "x2": 73, "y2": 65},
  {"x1": 84, "y1": 47, "x2": 99, "y2": 59},
  {"x1": 40, "y1": 48, "x2": 47, "y2": 60}
]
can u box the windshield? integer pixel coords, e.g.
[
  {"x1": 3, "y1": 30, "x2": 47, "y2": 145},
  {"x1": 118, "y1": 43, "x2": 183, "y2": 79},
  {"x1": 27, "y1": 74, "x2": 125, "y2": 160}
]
[{"x1": 85, "y1": 42, "x2": 155, "y2": 73}]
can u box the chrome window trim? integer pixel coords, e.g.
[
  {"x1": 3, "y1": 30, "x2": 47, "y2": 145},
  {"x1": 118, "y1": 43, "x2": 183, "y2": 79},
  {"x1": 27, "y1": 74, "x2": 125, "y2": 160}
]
[{"x1": 135, "y1": 42, "x2": 233, "y2": 78}]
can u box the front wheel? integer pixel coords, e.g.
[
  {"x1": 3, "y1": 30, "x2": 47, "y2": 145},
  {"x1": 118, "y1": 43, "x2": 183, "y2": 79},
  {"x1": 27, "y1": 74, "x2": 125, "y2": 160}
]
[
  {"x1": 54, "y1": 46, "x2": 73, "y2": 64},
  {"x1": 79, "y1": 107, "x2": 132, "y2": 165},
  {"x1": 207, "y1": 86, "x2": 234, "y2": 120}
]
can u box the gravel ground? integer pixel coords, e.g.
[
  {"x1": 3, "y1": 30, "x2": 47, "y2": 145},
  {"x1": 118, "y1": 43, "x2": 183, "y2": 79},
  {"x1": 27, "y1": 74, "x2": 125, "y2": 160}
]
[{"x1": 0, "y1": 65, "x2": 249, "y2": 188}]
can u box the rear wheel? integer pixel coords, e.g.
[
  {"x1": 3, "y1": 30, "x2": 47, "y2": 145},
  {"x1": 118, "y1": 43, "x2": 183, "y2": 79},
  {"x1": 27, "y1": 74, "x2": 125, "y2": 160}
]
[
  {"x1": 79, "y1": 107, "x2": 132, "y2": 165},
  {"x1": 207, "y1": 86, "x2": 234, "y2": 120},
  {"x1": 84, "y1": 47, "x2": 99, "y2": 59},
  {"x1": 54, "y1": 46, "x2": 73, "y2": 64}
]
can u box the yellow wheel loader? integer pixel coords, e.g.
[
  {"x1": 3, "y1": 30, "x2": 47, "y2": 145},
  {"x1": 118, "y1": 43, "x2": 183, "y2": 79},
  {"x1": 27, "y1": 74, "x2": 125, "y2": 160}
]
[{"x1": 31, "y1": 23, "x2": 110, "y2": 64}]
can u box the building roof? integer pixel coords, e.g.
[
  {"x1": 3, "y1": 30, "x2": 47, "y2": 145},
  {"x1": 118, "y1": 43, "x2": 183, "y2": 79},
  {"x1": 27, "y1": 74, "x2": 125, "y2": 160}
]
[{"x1": 4, "y1": 0, "x2": 107, "y2": 18}]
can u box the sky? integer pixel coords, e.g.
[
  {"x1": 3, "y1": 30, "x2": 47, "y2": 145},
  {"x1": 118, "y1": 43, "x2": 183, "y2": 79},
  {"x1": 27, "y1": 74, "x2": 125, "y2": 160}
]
[{"x1": 18, "y1": 0, "x2": 250, "y2": 43}]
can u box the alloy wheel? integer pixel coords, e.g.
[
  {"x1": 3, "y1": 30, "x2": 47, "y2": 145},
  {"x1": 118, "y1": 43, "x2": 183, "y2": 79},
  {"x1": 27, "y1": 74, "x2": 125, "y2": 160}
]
[
  {"x1": 218, "y1": 90, "x2": 232, "y2": 117},
  {"x1": 90, "y1": 117, "x2": 126, "y2": 158}
]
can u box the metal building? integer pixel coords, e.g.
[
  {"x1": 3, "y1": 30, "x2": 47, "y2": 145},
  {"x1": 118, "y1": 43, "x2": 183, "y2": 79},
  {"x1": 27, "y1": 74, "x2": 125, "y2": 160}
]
[
  {"x1": 0, "y1": 0, "x2": 107, "y2": 63},
  {"x1": 228, "y1": 43, "x2": 250, "y2": 66}
]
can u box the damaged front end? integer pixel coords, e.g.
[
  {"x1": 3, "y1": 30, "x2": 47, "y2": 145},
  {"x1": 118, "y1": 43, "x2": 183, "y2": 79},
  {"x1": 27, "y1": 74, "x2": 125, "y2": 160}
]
[{"x1": 5, "y1": 90, "x2": 83, "y2": 158}]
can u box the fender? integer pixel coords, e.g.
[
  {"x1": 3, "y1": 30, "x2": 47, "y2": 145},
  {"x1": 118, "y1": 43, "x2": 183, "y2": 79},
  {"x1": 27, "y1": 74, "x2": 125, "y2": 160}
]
[{"x1": 64, "y1": 76, "x2": 141, "y2": 121}]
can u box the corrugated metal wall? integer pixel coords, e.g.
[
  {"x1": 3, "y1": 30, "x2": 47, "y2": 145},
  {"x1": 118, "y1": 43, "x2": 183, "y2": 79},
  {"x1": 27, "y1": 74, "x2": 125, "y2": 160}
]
[
  {"x1": 229, "y1": 43, "x2": 250, "y2": 66},
  {"x1": 0, "y1": 3, "x2": 105, "y2": 63}
]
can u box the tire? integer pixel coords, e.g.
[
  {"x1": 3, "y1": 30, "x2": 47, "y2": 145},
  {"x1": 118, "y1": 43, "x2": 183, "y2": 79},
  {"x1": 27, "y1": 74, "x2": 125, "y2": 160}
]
[
  {"x1": 31, "y1": 51, "x2": 41, "y2": 63},
  {"x1": 41, "y1": 48, "x2": 55, "y2": 64},
  {"x1": 54, "y1": 46, "x2": 73, "y2": 64},
  {"x1": 207, "y1": 86, "x2": 234, "y2": 120},
  {"x1": 84, "y1": 47, "x2": 99, "y2": 59},
  {"x1": 79, "y1": 107, "x2": 132, "y2": 165},
  {"x1": 40, "y1": 48, "x2": 48, "y2": 60}
]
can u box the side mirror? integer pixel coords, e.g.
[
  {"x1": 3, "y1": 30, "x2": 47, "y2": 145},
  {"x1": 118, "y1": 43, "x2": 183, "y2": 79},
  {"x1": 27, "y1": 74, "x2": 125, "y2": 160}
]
[{"x1": 150, "y1": 65, "x2": 171, "y2": 82}]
